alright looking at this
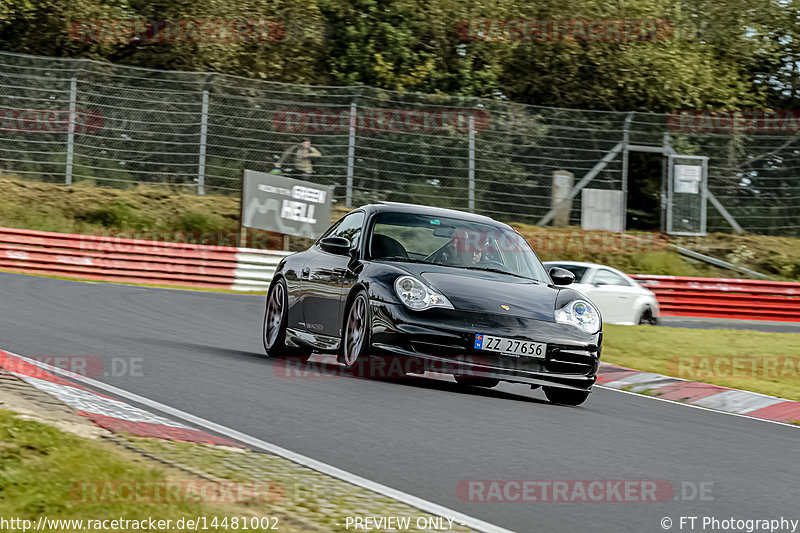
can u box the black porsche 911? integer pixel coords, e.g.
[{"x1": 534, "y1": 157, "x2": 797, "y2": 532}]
[{"x1": 263, "y1": 202, "x2": 602, "y2": 406}]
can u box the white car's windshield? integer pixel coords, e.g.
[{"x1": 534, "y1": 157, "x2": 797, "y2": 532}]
[{"x1": 368, "y1": 212, "x2": 549, "y2": 282}]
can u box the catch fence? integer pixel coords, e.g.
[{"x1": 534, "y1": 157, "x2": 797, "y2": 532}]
[{"x1": 1, "y1": 51, "x2": 798, "y2": 236}]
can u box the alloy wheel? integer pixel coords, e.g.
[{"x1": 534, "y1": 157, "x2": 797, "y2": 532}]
[
  {"x1": 265, "y1": 282, "x2": 285, "y2": 349},
  {"x1": 344, "y1": 296, "x2": 367, "y2": 366}
]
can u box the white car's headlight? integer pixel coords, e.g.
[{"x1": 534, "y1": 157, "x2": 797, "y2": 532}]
[
  {"x1": 555, "y1": 299, "x2": 601, "y2": 334},
  {"x1": 394, "y1": 275, "x2": 453, "y2": 311}
]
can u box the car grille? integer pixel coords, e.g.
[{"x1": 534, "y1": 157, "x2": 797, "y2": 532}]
[{"x1": 545, "y1": 347, "x2": 598, "y2": 375}]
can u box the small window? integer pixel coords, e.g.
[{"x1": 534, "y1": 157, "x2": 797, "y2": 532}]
[
  {"x1": 323, "y1": 211, "x2": 365, "y2": 249},
  {"x1": 319, "y1": 220, "x2": 342, "y2": 240},
  {"x1": 593, "y1": 269, "x2": 630, "y2": 286}
]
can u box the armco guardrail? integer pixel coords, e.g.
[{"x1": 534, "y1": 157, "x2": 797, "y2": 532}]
[
  {"x1": 631, "y1": 274, "x2": 800, "y2": 322},
  {"x1": 0, "y1": 227, "x2": 290, "y2": 291}
]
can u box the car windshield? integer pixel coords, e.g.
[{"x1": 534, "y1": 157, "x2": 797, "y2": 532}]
[{"x1": 368, "y1": 212, "x2": 549, "y2": 281}]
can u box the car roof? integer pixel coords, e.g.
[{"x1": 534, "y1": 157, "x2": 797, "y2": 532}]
[{"x1": 360, "y1": 202, "x2": 508, "y2": 227}]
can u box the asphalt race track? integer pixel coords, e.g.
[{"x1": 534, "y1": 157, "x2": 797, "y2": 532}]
[{"x1": 1, "y1": 272, "x2": 798, "y2": 533}]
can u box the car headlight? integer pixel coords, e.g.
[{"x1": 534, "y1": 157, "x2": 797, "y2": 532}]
[
  {"x1": 394, "y1": 275, "x2": 453, "y2": 311},
  {"x1": 555, "y1": 299, "x2": 601, "y2": 334}
]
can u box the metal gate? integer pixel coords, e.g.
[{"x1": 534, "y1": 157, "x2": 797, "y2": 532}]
[{"x1": 666, "y1": 154, "x2": 708, "y2": 236}]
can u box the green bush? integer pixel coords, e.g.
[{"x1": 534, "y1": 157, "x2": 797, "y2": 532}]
[
  {"x1": 173, "y1": 212, "x2": 227, "y2": 233},
  {"x1": 76, "y1": 203, "x2": 142, "y2": 229}
]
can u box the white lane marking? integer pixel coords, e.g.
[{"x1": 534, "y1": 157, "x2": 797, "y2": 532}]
[
  {"x1": 595, "y1": 385, "x2": 800, "y2": 430},
  {"x1": 5, "y1": 349, "x2": 517, "y2": 533},
  {"x1": 0, "y1": 271, "x2": 264, "y2": 297}
]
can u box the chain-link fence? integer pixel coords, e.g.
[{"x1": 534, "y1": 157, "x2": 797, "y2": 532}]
[{"x1": 1, "y1": 50, "x2": 798, "y2": 237}]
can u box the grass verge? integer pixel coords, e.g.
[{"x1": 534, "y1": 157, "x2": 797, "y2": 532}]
[
  {"x1": 602, "y1": 324, "x2": 800, "y2": 401},
  {"x1": 0, "y1": 394, "x2": 477, "y2": 533},
  {"x1": 0, "y1": 410, "x2": 302, "y2": 532},
  {"x1": 122, "y1": 438, "x2": 475, "y2": 533},
  {"x1": 0, "y1": 177, "x2": 283, "y2": 250}
]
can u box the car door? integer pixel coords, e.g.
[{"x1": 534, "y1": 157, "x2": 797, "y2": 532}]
[
  {"x1": 301, "y1": 211, "x2": 365, "y2": 338},
  {"x1": 581, "y1": 268, "x2": 634, "y2": 323}
]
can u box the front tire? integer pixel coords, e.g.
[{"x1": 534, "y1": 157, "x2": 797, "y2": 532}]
[
  {"x1": 263, "y1": 279, "x2": 311, "y2": 361},
  {"x1": 543, "y1": 386, "x2": 590, "y2": 406},
  {"x1": 342, "y1": 291, "x2": 371, "y2": 371},
  {"x1": 638, "y1": 307, "x2": 657, "y2": 326}
]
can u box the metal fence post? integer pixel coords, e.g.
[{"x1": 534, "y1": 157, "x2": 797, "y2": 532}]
[
  {"x1": 620, "y1": 112, "x2": 634, "y2": 232},
  {"x1": 661, "y1": 132, "x2": 670, "y2": 232},
  {"x1": 198, "y1": 89, "x2": 209, "y2": 196},
  {"x1": 65, "y1": 77, "x2": 77, "y2": 186},
  {"x1": 468, "y1": 115, "x2": 475, "y2": 213},
  {"x1": 346, "y1": 102, "x2": 357, "y2": 208}
]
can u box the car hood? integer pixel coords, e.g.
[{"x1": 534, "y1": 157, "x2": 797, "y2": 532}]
[{"x1": 396, "y1": 264, "x2": 559, "y2": 322}]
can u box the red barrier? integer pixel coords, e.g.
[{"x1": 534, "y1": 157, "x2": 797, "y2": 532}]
[
  {"x1": 4, "y1": 226, "x2": 797, "y2": 317},
  {"x1": 0, "y1": 244, "x2": 238, "y2": 271},
  {"x1": 0, "y1": 226, "x2": 242, "y2": 259},
  {"x1": 0, "y1": 227, "x2": 288, "y2": 290},
  {"x1": 631, "y1": 274, "x2": 800, "y2": 322}
]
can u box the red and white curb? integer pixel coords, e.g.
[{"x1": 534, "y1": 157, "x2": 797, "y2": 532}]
[
  {"x1": 597, "y1": 362, "x2": 800, "y2": 424},
  {"x1": 0, "y1": 349, "x2": 241, "y2": 446}
]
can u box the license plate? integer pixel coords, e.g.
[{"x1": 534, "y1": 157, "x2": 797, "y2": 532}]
[{"x1": 474, "y1": 334, "x2": 546, "y2": 358}]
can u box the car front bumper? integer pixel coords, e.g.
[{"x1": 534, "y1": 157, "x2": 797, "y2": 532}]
[{"x1": 369, "y1": 301, "x2": 601, "y2": 391}]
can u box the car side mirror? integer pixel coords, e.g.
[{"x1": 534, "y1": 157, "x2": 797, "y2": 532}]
[
  {"x1": 549, "y1": 267, "x2": 574, "y2": 286},
  {"x1": 319, "y1": 236, "x2": 352, "y2": 256}
]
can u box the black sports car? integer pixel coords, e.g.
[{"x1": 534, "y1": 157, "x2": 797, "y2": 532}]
[{"x1": 263, "y1": 202, "x2": 602, "y2": 406}]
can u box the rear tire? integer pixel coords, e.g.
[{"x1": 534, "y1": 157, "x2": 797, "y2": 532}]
[
  {"x1": 263, "y1": 279, "x2": 311, "y2": 361},
  {"x1": 543, "y1": 386, "x2": 590, "y2": 406},
  {"x1": 454, "y1": 376, "x2": 501, "y2": 388}
]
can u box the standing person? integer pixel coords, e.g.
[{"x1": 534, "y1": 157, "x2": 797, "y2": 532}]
[{"x1": 276, "y1": 138, "x2": 321, "y2": 181}]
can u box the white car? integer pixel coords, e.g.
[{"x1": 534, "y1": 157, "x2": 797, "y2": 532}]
[{"x1": 543, "y1": 261, "x2": 660, "y2": 325}]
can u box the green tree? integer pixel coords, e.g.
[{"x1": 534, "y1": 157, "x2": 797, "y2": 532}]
[
  {"x1": 1, "y1": 0, "x2": 797, "y2": 110},
  {"x1": 495, "y1": 0, "x2": 784, "y2": 111},
  {"x1": 317, "y1": 0, "x2": 517, "y2": 95}
]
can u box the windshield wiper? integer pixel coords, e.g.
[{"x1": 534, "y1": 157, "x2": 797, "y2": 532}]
[
  {"x1": 460, "y1": 266, "x2": 540, "y2": 282},
  {"x1": 375, "y1": 256, "x2": 432, "y2": 264}
]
